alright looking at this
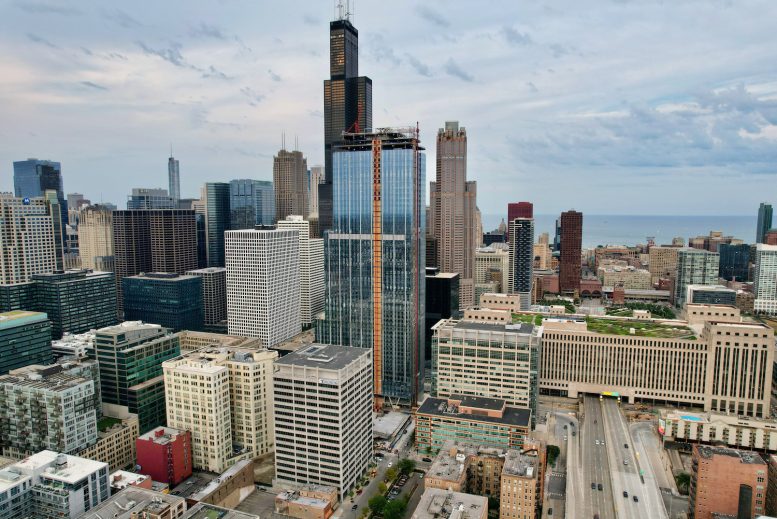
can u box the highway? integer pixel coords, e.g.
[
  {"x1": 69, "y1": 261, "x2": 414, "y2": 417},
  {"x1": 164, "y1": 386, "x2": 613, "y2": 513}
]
[
  {"x1": 600, "y1": 398, "x2": 666, "y2": 519},
  {"x1": 579, "y1": 396, "x2": 616, "y2": 519}
]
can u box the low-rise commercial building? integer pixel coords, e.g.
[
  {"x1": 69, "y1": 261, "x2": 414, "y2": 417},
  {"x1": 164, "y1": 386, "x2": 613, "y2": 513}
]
[
  {"x1": 689, "y1": 445, "x2": 767, "y2": 519},
  {"x1": 82, "y1": 487, "x2": 187, "y2": 519},
  {"x1": 79, "y1": 409, "x2": 139, "y2": 472},
  {"x1": 479, "y1": 292, "x2": 522, "y2": 312},
  {"x1": 660, "y1": 410, "x2": 777, "y2": 452},
  {"x1": 109, "y1": 471, "x2": 152, "y2": 491},
  {"x1": 176, "y1": 330, "x2": 261, "y2": 353},
  {"x1": 415, "y1": 395, "x2": 530, "y2": 453},
  {"x1": 411, "y1": 488, "x2": 487, "y2": 519},
  {"x1": 686, "y1": 284, "x2": 737, "y2": 307},
  {"x1": 275, "y1": 485, "x2": 339, "y2": 519},
  {"x1": 136, "y1": 426, "x2": 193, "y2": 487},
  {"x1": 0, "y1": 450, "x2": 109, "y2": 519},
  {"x1": 597, "y1": 265, "x2": 652, "y2": 290}
]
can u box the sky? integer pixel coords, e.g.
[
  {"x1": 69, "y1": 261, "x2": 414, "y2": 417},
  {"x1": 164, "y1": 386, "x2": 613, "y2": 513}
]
[{"x1": 1, "y1": 0, "x2": 776, "y2": 216}]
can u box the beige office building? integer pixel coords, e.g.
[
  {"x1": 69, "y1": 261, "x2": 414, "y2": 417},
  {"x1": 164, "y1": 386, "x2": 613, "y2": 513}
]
[
  {"x1": 163, "y1": 347, "x2": 278, "y2": 473},
  {"x1": 475, "y1": 246, "x2": 510, "y2": 294},
  {"x1": 273, "y1": 149, "x2": 309, "y2": 221},
  {"x1": 539, "y1": 313, "x2": 774, "y2": 418},
  {"x1": 597, "y1": 265, "x2": 652, "y2": 289},
  {"x1": 429, "y1": 122, "x2": 477, "y2": 309},
  {"x1": 648, "y1": 246, "x2": 679, "y2": 284},
  {"x1": 78, "y1": 205, "x2": 114, "y2": 271}
]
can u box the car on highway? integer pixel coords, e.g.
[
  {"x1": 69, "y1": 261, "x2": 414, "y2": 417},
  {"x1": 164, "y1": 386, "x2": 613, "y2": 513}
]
[
  {"x1": 624, "y1": 443, "x2": 629, "y2": 448},
  {"x1": 591, "y1": 482, "x2": 596, "y2": 490},
  {"x1": 597, "y1": 483, "x2": 603, "y2": 491},
  {"x1": 422, "y1": 457, "x2": 432, "y2": 462},
  {"x1": 623, "y1": 460, "x2": 629, "y2": 465},
  {"x1": 547, "y1": 508, "x2": 553, "y2": 515},
  {"x1": 563, "y1": 436, "x2": 567, "y2": 441},
  {"x1": 563, "y1": 425, "x2": 567, "y2": 429},
  {"x1": 572, "y1": 431, "x2": 577, "y2": 436},
  {"x1": 352, "y1": 505, "x2": 358, "y2": 510},
  {"x1": 633, "y1": 496, "x2": 639, "y2": 503},
  {"x1": 623, "y1": 491, "x2": 628, "y2": 498},
  {"x1": 595, "y1": 440, "x2": 600, "y2": 445}
]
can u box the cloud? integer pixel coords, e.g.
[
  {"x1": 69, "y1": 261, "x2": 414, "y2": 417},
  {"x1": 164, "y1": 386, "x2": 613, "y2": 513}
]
[
  {"x1": 240, "y1": 87, "x2": 265, "y2": 106},
  {"x1": 102, "y1": 9, "x2": 142, "y2": 28},
  {"x1": 405, "y1": 53, "x2": 432, "y2": 77},
  {"x1": 136, "y1": 41, "x2": 187, "y2": 67},
  {"x1": 14, "y1": 2, "x2": 81, "y2": 16},
  {"x1": 267, "y1": 69, "x2": 282, "y2": 82},
  {"x1": 548, "y1": 43, "x2": 570, "y2": 58},
  {"x1": 416, "y1": 5, "x2": 449, "y2": 27},
  {"x1": 302, "y1": 14, "x2": 320, "y2": 26},
  {"x1": 202, "y1": 65, "x2": 231, "y2": 80},
  {"x1": 190, "y1": 23, "x2": 226, "y2": 40},
  {"x1": 26, "y1": 33, "x2": 59, "y2": 49},
  {"x1": 527, "y1": 81, "x2": 539, "y2": 93},
  {"x1": 81, "y1": 81, "x2": 108, "y2": 91},
  {"x1": 501, "y1": 26, "x2": 533, "y2": 46},
  {"x1": 444, "y1": 58, "x2": 473, "y2": 82},
  {"x1": 370, "y1": 35, "x2": 400, "y2": 66}
]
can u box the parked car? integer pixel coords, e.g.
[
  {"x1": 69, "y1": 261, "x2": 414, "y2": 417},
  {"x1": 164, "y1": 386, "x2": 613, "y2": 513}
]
[
  {"x1": 633, "y1": 496, "x2": 639, "y2": 503},
  {"x1": 352, "y1": 505, "x2": 358, "y2": 510},
  {"x1": 623, "y1": 491, "x2": 628, "y2": 498},
  {"x1": 624, "y1": 443, "x2": 629, "y2": 448},
  {"x1": 547, "y1": 507, "x2": 553, "y2": 515},
  {"x1": 422, "y1": 457, "x2": 433, "y2": 462},
  {"x1": 597, "y1": 483, "x2": 603, "y2": 491},
  {"x1": 591, "y1": 482, "x2": 596, "y2": 490}
]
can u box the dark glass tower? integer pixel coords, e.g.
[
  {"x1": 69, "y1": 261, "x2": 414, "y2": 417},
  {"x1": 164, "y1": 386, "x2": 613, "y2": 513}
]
[
  {"x1": 509, "y1": 215, "x2": 535, "y2": 311},
  {"x1": 756, "y1": 202, "x2": 773, "y2": 244},
  {"x1": 13, "y1": 158, "x2": 69, "y2": 247},
  {"x1": 321, "y1": 16, "x2": 372, "y2": 233},
  {"x1": 204, "y1": 182, "x2": 230, "y2": 267}
]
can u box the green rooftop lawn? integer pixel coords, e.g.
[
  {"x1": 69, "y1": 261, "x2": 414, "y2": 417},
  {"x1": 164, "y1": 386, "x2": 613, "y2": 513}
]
[
  {"x1": 97, "y1": 416, "x2": 121, "y2": 432},
  {"x1": 512, "y1": 313, "x2": 543, "y2": 326},
  {"x1": 586, "y1": 316, "x2": 695, "y2": 339}
]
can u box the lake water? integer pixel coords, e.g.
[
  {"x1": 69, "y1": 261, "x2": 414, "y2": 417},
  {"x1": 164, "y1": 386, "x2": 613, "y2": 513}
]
[{"x1": 481, "y1": 214, "x2": 757, "y2": 248}]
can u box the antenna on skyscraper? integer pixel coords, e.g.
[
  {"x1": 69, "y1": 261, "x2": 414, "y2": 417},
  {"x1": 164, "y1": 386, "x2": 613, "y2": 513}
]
[
  {"x1": 170, "y1": 143, "x2": 173, "y2": 158},
  {"x1": 294, "y1": 135, "x2": 299, "y2": 151},
  {"x1": 336, "y1": 0, "x2": 351, "y2": 21},
  {"x1": 282, "y1": 131, "x2": 286, "y2": 151}
]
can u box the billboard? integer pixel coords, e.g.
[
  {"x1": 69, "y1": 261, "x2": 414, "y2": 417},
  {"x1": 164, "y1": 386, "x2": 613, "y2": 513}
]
[{"x1": 658, "y1": 418, "x2": 666, "y2": 435}]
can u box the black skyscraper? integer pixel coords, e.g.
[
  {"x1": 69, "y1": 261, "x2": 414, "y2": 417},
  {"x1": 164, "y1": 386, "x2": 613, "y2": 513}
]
[{"x1": 320, "y1": 15, "x2": 372, "y2": 232}]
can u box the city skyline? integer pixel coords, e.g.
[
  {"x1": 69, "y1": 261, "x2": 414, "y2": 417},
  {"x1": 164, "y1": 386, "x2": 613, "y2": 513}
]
[{"x1": 1, "y1": 1, "x2": 775, "y2": 214}]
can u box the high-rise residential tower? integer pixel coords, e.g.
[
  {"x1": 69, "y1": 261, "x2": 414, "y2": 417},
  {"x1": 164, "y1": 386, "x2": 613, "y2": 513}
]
[
  {"x1": 277, "y1": 216, "x2": 324, "y2": 327},
  {"x1": 112, "y1": 209, "x2": 198, "y2": 313},
  {"x1": 757, "y1": 202, "x2": 773, "y2": 244},
  {"x1": 430, "y1": 122, "x2": 477, "y2": 309},
  {"x1": 225, "y1": 228, "x2": 301, "y2": 346},
  {"x1": 168, "y1": 155, "x2": 180, "y2": 202},
  {"x1": 0, "y1": 193, "x2": 57, "y2": 284},
  {"x1": 229, "y1": 179, "x2": 274, "y2": 229},
  {"x1": 186, "y1": 267, "x2": 228, "y2": 327},
  {"x1": 508, "y1": 206, "x2": 534, "y2": 311},
  {"x1": 558, "y1": 210, "x2": 583, "y2": 295},
  {"x1": 754, "y1": 244, "x2": 777, "y2": 315},
  {"x1": 204, "y1": 182, "x2": 230, "y2": 267},
  {"x1": 273, "y1": 149, "x2": 309, "y2": 222},
  {"x1": 320, "y1": 12, "x2": 373, "y2": 233},
  {"x1": 507, "y1": 202, "x2": 534, "y2": 239},
  {"x1": 318, "y1": 129, "x2": 425, "y2": 405},
  {"x1": 674, "y1": 248, "x2": 720, "y2": 308},
  {"x1": 78, "y1": 205, "x2": 114, "y2": 271}
]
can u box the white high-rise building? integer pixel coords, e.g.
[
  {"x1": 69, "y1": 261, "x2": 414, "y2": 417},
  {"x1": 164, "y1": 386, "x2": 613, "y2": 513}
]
[
  {"x1": 273, "y1": 344, "x2": 372, "y2": 501},
  {"x1": 0, "y1": 193, "x2": 57, "y2": 284},
  {"x1": 277, "y1": 216, "x2": 324, "y2": 327},
  {"x1": 225, "y1": 228, "x2": 301, "y2": 346},
  {"x1": 163, "y1": 347, "x2": 278, "y2": 473},
  {"x1": 754, "y1": 244, "x2": 777, "y2": 315}
]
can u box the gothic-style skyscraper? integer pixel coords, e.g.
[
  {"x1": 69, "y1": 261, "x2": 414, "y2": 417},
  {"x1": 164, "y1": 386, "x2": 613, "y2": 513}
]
[{"x1": 320, "y1": 11, "x2": 372, "y2": 233}]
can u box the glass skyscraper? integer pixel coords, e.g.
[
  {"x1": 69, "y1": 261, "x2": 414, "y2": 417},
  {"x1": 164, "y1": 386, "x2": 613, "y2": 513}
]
[
  {"x1": 13, "y1": 159, "x2": 68, "y2": 247},
  {"x1": 757, "y1": 202, "x2": 773, "y2": 244},
  {"x1": 168, "y1": 156, "x2": 180, "y2": 202},
  {"x1": 204, "y1": 182, "x2": 230, "y2": 267},
  {"x1": 719, "y1": 243, "x2": 751, "y2": 282},
  {"x1": 230, "y1": 179, "x2": 275, "y2": 229},
  {"x1": 320, "y1": 15, "x2": 372, "y2": 233},
  {"x1": 318, "y1": 129, "x2": 425, "y2": 405}
]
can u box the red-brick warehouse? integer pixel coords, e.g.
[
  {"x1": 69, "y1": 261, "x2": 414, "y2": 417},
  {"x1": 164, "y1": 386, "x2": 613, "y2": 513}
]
[{"x1": 135, "y1": 426, "x2": 193, "y2": 487}]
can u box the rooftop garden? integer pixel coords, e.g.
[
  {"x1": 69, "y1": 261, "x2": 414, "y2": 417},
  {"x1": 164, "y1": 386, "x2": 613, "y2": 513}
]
[
  {"x1": 605, "y1": 302, "x2": 676, "y2": 319},
  {"x1": 537, "y1": 299, "x2": 576, "y2": 313},
  {"x1": 97, "y1": 416, "x2": 121, "y2": 432},
  {"x1": 512, "y1": 313, "x2": 543, "y2": 326},
  {"x1": 586, "y1": 316, "x2": 695, "y2": 339}
]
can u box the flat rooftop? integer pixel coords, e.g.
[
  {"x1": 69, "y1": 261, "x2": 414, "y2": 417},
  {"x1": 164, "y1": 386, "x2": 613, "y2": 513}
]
[
  {"x1": 16, "y1": 450, "x2": 107, "y2": 484},
  {"x1": 417, "y1": 397, "x2": 531, "y2": 428},
  {"x1": 183, "y1": 502, "x2": 259, "y2": 519},
  {"x1": 138, "y1": 426, "x2": 186, "y2": 445},
  {"x1": 696, "y1": 445, "x2": 766, "y2": 464},
  {"x1": 0, "y1": 310, "x2": 47, "y2": 328},
  {"x1": 585, "y1": 316, "x2": 696, "y2": 338},
  {"x1": 412, "y1": 488, "x2": 487, "y2": 519},
  {"x1": 82, "y1": 487, "x2": 186, "y2": 519},
  {"x1": 374, "y1": 411, "x2": 411, "y2": 439},
  {"x1": 452, "y1": 320, "x2": 534, "y2": 334},
  {"x1": 275, "y1": 343, "x2": 369, "y2": 370},
  {"x1": 502, "y1": 450, "x2": 538, "y2": 478}
]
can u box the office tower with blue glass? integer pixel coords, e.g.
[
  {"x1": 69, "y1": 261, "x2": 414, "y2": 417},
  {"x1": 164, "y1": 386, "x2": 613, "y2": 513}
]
[
  {"x1": 204, "y1": 182, "x2": 230, "y2": 267},
  {"x1": 0, "y1": 310, "x2": 52, "y2": 375},
  {"x1": 168, "y1": 155, "x2": 180, "y2": 202},
  {"x1": 122, "y1": 273, "x2": 203, "y2": 332},
  {"x1": 318, "y1": 129, "x2": 425, "y2": 406},
  {"x1": 229, "y1": 179, "x2": 274, "y2": 229},
  {"x1": 757, "y1": 203, "x2": 773, "y2": 244},
  {"x1": 13, "y1": 159, "x2": 68, "y2": 246}
]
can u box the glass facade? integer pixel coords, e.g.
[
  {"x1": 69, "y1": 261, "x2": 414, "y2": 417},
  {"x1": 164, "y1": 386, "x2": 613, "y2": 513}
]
[
  {"x1": 0, "y1": 312, "x2": 52, "y2": 375},
  {"x1": 719, "y1": 243, "x2": 751, "y2": 282},
  {"x1": 122, "y1": 274, "x2": 203, "y2": 332},
  {"x1": 205, "y1": 182, "x2": 230, "y2": 267},
  {"x1": 229, "y1": 179, "x2": 275, "y2": 229},
  {"x1": 319, "y1": 131, "x2": 425, "y2": 403},
  {"x1": 757, "y1": 203, "x2": 773, "y2": 244}
]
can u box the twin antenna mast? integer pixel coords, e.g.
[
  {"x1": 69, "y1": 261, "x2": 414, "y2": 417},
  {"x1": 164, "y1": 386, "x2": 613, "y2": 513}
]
[{"x1": 336, "y1": 0, "x2": 353, "y2": 22}]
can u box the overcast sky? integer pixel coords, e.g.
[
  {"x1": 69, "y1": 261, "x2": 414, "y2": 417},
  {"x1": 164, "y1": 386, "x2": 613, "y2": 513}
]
[{"x1": 1, "y1": 0, "x2": 776, "y2": 216}]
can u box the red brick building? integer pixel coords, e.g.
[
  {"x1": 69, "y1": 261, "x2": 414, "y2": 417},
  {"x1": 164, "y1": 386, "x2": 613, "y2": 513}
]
[
  {"x1": 558, "y1": 210, "x2": 583, "y2": 295},
  {"x1": 136, "y1": 426, "x2": 193, "y2": 487},
  {"x1": 689, "y1": 445, "x2": 767, "y2": 519}
]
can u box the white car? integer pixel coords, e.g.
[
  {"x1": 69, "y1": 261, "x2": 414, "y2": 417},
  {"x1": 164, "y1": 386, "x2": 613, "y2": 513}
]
[
  {"x1": 388, "y1": 462, "x2": 393, "y2": 468},
  {"x1": 595, "y1": 440, "x2": 600, "y2": 445}
]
